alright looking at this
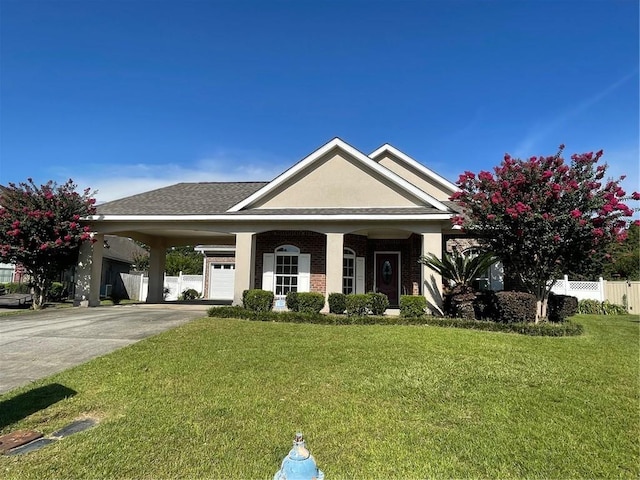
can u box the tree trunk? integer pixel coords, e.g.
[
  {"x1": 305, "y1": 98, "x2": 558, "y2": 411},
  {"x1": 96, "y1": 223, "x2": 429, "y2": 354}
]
[
  {"x1": 31, "y1": 276, "x2": 49, "y2": 310},
  {"x1": 535, "y1": 295, "x2": 550, "y2": 323}
]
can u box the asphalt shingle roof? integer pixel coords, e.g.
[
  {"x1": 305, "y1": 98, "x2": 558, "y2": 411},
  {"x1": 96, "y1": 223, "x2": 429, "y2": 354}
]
[
  {"x1": 95, "y1": 182, "x2": 456, "y2": 216},
  {"x1": 96, "y1": 182, "x2": 268, "y2": 215}
]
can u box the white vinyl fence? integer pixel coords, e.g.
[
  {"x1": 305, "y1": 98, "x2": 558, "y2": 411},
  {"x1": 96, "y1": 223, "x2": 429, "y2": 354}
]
[
  {"x1": 120, "y1": 272, "x2": 204, "y2": 301},
  {"x1": 550, "y1": 275, "x2": 640, "y2": 313},
  {"x1": 163, "y1": 274, "x2": 203, "y2": 300},
  {"x1": 550, "y1": 275, "x2": 605, "y2": 302}
]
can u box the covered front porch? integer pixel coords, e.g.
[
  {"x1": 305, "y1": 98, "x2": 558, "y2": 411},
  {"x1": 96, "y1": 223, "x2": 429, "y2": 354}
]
[{"x1": 75, "y1": 219, "x2": 446, "y2": 313}]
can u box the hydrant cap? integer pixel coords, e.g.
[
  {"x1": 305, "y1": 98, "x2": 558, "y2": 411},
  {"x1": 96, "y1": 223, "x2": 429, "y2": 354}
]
[{"x1": 273, "y1": 433, "x2": 324, "y2": 480}]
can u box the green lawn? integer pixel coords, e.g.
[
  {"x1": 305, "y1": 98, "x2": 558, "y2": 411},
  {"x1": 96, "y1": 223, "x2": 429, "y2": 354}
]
[{"x1": 1, "y1": 314, "x2": 638, "y2": 479}]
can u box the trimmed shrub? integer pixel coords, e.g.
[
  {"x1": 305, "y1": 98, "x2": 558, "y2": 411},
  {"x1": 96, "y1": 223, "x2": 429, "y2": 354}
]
[
  {"x1": 328, "y1": 293, "x2": 347, "y2": 314},
  {"x1": 2, "y1": 282, "x2": 31, "y2": 294},
  {"x1": 242, "y1": 289, "x2": 250, "y2": 309},
  {"x1": 547, "y1": 292, "x2": 578, "y2": 322},
  {"x1": 243, "y1": 289, "x2": 274, "y2": 312},
  {"x1": 494, "y1": 291, "x2": 537, "y2": 323},
  {"x1": 345, "y1": 294, "x2": 370, "y2": 316},
  {"x1": 180, "y1": 288, "x2": 200, "y2": 301},
  {"x1": 473, "y1": 291, "x2": 498, "y2": 320},
  {"x1": 49, "y1": 282, "x2": 67, "y2": 301},
  {"x1": 297, "y1": 292, "x2": 325, "y2": 314},
  {"x1": 285, "y1": 291, "x2": 299, "y2": 311},
  {"x1": 368, "y1": 292, "x2": 389, "y2": 316},
  {"x1": 399, "y1": 295, "x2": 427, "y2": 318}
]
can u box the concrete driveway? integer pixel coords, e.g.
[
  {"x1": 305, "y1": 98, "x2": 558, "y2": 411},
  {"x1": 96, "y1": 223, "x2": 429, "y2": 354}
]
[{"x1": 0, "y1": 304, "x2": 209, "y2": 395}]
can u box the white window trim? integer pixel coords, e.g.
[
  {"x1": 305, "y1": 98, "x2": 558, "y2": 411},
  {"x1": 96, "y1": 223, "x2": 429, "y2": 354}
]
[
  {"x1": 343, "y1": 248, "x2": 356, "y2": 295},
  {"x1": 274, "y1": 245, "x2": 300, "y2": 297}
]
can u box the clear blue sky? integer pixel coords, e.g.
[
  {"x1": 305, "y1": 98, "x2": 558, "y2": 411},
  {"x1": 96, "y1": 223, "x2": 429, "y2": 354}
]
[{"x1": 1, "y1": 0, "x2": 638, "y2": 203}]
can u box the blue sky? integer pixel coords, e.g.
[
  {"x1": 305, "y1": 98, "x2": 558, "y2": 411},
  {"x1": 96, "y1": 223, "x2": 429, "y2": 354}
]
[{"x1": 1, "y1": 0, "x2": 638, "y2": 203}]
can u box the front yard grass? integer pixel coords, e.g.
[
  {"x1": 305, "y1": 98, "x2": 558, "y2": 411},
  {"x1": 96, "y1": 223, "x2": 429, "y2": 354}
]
[{"x1": 0, "y1": 314, "x2": 638, "y2": 479}]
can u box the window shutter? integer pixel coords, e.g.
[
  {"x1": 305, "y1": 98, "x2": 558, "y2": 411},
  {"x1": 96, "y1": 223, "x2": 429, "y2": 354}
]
[
  {"x1": 298, "y1": 254, "x2": 311, "y2": 292},
  {"x1": 262, "y1": 253, "x2": 274, "y2": 291},
  {"x1": 356, "y1": 257, "x2": 365, "y2": 294}
]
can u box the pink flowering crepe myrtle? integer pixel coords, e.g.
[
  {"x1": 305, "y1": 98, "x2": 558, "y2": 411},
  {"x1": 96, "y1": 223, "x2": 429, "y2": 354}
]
[
  {"x1": 450, "y1": 145, "x2": 639, "y2": 320},
  {"x1": 0, "y1": 178, "x2": 97, "y2": 309}
]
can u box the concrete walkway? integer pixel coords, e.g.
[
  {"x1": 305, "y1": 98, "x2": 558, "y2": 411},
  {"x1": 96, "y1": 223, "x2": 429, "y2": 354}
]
[{"x1": 0, "y1": 304, "x2": 209, "y2": 395}]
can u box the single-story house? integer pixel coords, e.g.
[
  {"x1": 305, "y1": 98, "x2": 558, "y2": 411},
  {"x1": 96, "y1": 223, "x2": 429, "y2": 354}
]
[
  {"x1": 76, "y1": 138, "x2": 464, "y2": 312},
  {"x1": 0, "y1": 262, "x2": 26, "y2": 284},
  {"x1": 98, "y1": 235, "x2": 148, "y2": 298}
]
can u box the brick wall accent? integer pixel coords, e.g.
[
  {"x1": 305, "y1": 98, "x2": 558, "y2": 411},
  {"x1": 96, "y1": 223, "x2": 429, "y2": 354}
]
[
  {"x1": 344, "y1": 234, "x2": 367, "y2": 257},
  {"x1": 445, "y1": 236, "x2": 481, "y2": 253},
  {"x1": 251, "y1": 231, "x2": 424, "y2": 299},
  {"x1": 255, "y1": 230, "x2": 326, "y2": 293}
]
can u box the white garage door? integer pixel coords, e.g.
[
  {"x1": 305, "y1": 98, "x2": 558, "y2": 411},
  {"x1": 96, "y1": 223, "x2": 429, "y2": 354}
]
[{"x1": 209, "y1": 264, "x2": 235, "y2": 300}]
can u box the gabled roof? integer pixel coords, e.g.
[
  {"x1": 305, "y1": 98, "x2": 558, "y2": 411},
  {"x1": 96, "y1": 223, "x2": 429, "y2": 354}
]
[
  {"x1": 103, "y1": 235, "x2": 147, "y2": 263},
  {"x1": 96, "y1": 182, "x2": 267, "y2": 215},
  {"x1": 368, "y1": 144, "x2": 459, "y2": 194},
  {"x1": 228, "y1": 137, "x2": 449, "y2": 212}
]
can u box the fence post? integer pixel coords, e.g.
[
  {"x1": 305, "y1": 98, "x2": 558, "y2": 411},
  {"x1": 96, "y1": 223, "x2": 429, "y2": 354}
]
[
  {"x1": 563, "y1": 275, "x2": 569, "y2": 295},
  {"x1": 598, "y1": 277, "x2": 605, "y2": 302},
  {"x1": 178, "y1": 271, "x2": 183, "y2": 297},
  {"x1": 139, "y1": 273, "x2": 144, "y2": 301}
]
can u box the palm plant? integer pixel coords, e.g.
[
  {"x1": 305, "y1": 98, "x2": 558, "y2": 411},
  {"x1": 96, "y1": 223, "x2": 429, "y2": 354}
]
[{"x1": 419, "y1": 249, "x2": 498, "y2": 293}]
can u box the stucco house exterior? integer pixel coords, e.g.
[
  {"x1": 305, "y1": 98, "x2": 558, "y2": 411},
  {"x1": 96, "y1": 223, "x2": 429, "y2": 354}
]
[{"x1": 75, "y1": 138, "x2": 462, "y2": 312}]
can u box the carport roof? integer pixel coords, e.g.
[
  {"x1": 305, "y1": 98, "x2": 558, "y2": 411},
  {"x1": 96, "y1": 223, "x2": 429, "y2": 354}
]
[{"x1": 96, "y1": 182, "x2": 268, "y2": 215}]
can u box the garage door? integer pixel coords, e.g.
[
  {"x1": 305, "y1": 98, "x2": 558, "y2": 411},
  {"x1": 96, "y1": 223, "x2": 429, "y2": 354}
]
[{"x1": 209, "y1": 264, "x2": 235, "y2": 300}]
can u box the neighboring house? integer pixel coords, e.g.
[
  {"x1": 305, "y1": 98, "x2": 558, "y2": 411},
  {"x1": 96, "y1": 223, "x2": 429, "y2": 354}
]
[
  {"x1": 75, "y1": 138, "x2": 461, "y2": 312},
  {"x1": 0, "y1": 263, "x2": 26, "y2": 284},
  {"x1": 99, "y1": 235, "x2": 148, "y2": 298}
]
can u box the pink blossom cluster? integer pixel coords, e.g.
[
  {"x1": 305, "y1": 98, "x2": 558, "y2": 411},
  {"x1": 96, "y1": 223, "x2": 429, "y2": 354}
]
[
  {"x1": 0, "y1": 178, "x2": 97, "y2": 261},
  {"x1": 450, "y1": 144, "x2": 639, "y2": 254}
]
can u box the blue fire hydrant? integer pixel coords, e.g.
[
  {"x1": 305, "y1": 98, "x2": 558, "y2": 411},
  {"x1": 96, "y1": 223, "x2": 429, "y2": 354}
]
[{"x1": 274, "y1": 433, "x2": 324, "y2": 480}]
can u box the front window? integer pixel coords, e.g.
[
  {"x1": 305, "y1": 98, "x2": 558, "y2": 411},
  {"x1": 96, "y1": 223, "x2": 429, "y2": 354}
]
[
  {"x1": 275, "y1": 245, "x2": 299, "y2": 295},
  {"x1": 343, "y1": 248, "x2": 355, "y2": 294}
]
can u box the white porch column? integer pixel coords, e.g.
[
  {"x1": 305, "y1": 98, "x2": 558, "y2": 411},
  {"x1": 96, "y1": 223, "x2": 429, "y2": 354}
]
[
  {"x1": 146, "y1": 240, "x2": 167, "y2": 303},
  {"x1": 421, "y1": 232, "x2": 443, "y2": 315},
  {"x1": 74, "y1": 234, "x2": 103, "y2": 307},
  {"x1": 233, "y1": 232, "x2": 256, "y2": 306},
  {"x1": 325, "y1": 233, "x2": 344, "y2": 310}
]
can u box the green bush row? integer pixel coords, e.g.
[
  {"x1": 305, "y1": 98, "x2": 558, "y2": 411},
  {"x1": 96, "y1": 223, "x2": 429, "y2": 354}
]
[
  {"x1": 326, "y1": 292, "x2": 390, "y2": 316},
  {"x1": 243, "y1": 289, "x2": 392, "y2": 315},
  {"x1": 472, "y1": 291, "x2": 579, "y2": 324},
  {"x1": 578, "y1": 299, "x2": 628, "y2": 315},
  {"x1": 206, "y1": 306, "x2": 583, "y2": 336},
  {"x1": 0, "y1": 282, "x2": 31, "y2": 294}
]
